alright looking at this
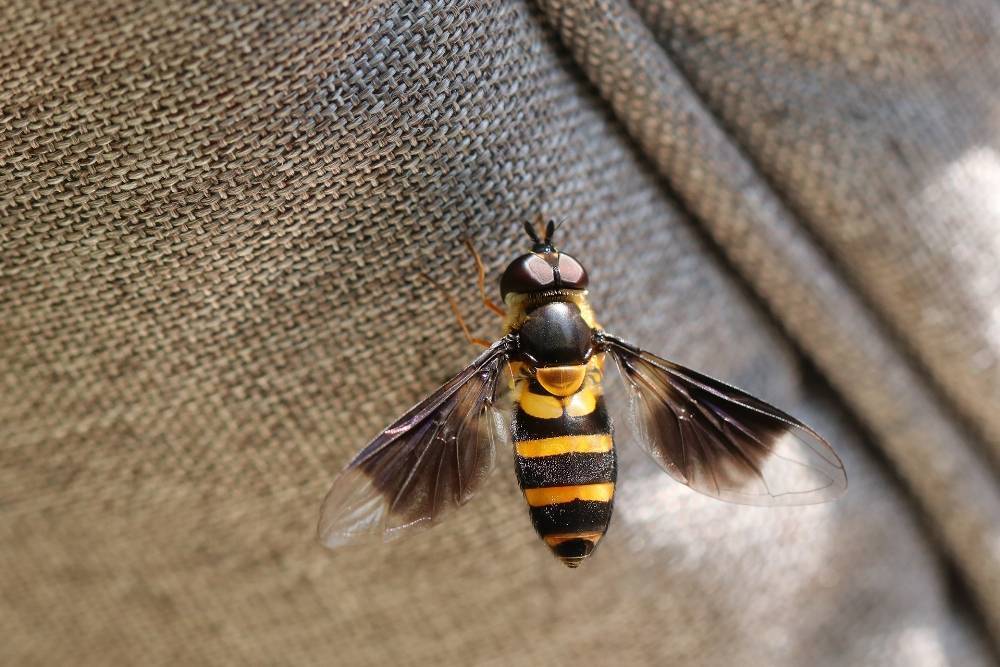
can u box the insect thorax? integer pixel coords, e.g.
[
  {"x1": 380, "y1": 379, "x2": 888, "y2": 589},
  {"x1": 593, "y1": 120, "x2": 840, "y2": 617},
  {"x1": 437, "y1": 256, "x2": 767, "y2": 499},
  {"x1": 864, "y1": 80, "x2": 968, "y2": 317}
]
[{"x1": 502, "y1": 291, "x2": 599, "y2": 359}]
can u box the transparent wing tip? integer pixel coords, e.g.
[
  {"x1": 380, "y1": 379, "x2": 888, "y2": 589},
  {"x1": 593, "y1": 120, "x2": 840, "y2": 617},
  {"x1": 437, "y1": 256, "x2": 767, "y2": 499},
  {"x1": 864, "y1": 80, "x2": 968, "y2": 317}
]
[{"x1": 316, "y1": 469, "x2": 388, "y2": 550}]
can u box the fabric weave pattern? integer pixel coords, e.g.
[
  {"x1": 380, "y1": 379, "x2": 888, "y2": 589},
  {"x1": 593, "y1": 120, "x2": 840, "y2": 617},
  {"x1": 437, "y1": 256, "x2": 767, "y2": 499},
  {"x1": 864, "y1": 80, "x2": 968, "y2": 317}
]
[{"x1": 2, "y1": 1, "x2": 998, "y2": 665}]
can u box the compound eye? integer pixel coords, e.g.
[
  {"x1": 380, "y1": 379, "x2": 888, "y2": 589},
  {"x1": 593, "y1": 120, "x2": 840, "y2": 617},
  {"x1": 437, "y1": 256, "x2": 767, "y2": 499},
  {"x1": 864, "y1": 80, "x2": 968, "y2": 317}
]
[
  {"x1": 500, "y1": 254, "x2": 556, "y2": 298},
  {"x1": 556, "y1": 254, "x2": 588, "y2": 290}
]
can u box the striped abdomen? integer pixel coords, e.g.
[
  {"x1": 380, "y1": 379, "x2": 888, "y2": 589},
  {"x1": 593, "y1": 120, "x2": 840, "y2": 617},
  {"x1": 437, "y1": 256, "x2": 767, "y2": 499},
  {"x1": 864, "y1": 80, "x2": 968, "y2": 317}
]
[{"x1": 510, "y1": 356, "x2": 616, "y2": 568}]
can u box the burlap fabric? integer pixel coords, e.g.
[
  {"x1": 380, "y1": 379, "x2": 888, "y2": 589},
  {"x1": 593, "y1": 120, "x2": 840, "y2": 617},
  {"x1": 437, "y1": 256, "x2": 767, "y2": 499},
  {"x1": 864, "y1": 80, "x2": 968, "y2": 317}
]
[{"x1": 3, "y1": 1, "x2": 999, "y2": 665}]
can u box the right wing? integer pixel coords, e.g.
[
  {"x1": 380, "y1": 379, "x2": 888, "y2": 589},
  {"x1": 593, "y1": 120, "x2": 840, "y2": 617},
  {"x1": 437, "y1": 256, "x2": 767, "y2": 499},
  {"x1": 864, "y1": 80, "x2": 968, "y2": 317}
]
[
  {"x1": 603, "y1": 333, "x2": 846, "y2": 506},
  {"x1": 317, "y1": 336, "x2": 512, "y2": 549}
]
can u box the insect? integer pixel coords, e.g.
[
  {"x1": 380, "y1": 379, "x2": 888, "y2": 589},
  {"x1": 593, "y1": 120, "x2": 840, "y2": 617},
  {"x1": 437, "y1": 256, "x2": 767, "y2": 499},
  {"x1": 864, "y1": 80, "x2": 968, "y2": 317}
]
[{"x1": 317, "y1": 219, "x2": 847, "y2": 567}]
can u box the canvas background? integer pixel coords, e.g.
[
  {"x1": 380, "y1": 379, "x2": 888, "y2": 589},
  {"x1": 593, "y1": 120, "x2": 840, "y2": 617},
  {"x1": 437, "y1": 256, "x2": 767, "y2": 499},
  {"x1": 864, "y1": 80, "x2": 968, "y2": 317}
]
[{"x1": 3, "y1": 1, "x2": 1000, "y2": 665}]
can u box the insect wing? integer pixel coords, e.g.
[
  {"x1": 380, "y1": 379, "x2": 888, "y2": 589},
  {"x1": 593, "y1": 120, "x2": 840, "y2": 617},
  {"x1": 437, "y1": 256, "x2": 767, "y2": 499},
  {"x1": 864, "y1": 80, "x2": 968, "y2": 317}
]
[
  {"x1": 317, "y1": 338, "x2": 512, "y2": 549},
  {"x1": 604, "y1": 335, "x2": 846, "y2": 506}
]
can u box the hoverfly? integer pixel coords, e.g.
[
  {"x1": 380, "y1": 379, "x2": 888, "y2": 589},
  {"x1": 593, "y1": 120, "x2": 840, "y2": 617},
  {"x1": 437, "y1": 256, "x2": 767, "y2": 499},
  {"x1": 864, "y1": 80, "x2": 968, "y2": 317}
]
[{"x1": 318, "y1": 220, "x2": 847, "y2": 567}]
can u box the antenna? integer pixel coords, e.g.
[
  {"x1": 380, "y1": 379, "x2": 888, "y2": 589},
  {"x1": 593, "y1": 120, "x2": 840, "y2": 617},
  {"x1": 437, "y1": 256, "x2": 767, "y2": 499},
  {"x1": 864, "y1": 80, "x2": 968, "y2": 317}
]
[{"x1": 523, "y1": 220, "x2": 541, "y2": 244}]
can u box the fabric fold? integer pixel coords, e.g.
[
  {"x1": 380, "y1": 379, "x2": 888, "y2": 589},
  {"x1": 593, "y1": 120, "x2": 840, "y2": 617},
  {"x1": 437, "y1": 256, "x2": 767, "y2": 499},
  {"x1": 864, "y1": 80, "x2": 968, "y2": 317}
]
[{"x1": 536, "y1": 0, "x2": 1000, "y2": 643}]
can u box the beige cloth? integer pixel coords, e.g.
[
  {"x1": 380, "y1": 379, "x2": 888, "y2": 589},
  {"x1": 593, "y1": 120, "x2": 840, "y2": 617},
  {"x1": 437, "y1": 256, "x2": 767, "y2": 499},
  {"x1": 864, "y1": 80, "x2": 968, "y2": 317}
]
[{"x1": 2, "y1": 1, "x2": 999, "y2": 665}]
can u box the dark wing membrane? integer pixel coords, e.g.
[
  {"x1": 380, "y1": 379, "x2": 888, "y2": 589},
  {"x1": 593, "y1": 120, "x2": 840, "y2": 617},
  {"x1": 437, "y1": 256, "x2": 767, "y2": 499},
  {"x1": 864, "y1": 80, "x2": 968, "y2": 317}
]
[
  {"x1": 604, "y1": 334, "x2": 846, "y2": 506},
  {"x1": 317, "y1": 337, "x2": 512, "y2": 549}
]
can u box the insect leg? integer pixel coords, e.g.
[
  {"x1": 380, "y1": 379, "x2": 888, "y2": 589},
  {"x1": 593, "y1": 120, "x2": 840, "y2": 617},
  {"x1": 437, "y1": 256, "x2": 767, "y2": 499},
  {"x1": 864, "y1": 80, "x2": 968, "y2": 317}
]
[
  {"x1": 462, "y1": 237, "x2": 506, "y2": 317},
  {"x1": 419, "y1": 271, "x2": 493, "y2": 348}
]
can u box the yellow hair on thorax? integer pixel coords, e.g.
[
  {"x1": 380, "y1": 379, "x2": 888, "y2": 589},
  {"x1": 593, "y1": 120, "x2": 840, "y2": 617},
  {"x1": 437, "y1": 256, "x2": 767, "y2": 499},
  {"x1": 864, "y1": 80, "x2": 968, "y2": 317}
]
[{"x1": 502, "y1": 290, "x2": 599, "y2": 334}]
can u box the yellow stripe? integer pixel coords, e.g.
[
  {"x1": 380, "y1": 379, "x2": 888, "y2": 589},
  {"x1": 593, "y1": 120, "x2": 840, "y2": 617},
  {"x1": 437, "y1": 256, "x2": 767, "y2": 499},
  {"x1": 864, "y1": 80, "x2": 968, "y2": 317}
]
[
  {"x1": 564, "y1": 387, "x2": 597, "y2": 416},
  {"x1": 543, "y1": 531, "x2": 604, "y2": 547},
  {"x1": 524, "y1": 483, "x2": 615, "y2": 506},
  {"x1": 518, "y1": 386, "x2": 600, "y2": 419},
  {"x1": 515, "y1": 434, "x2": 613, "y2": 457},
  {"x1": 518, "y1": 391, "x2": 564, "y2": 419}
]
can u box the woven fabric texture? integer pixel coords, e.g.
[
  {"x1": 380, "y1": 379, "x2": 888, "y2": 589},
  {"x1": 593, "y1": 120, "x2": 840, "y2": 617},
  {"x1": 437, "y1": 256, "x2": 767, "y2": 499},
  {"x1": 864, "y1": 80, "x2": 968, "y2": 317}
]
[{"x1": 2, "y1": 1, "x2": 999, "y2": 665}]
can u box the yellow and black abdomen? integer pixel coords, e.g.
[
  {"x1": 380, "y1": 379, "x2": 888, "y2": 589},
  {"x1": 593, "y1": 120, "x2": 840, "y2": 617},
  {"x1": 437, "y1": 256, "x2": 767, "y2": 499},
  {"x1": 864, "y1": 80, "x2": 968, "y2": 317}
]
[{"x1": 510, "y1": 356, "x2": 616, "y2": 567}]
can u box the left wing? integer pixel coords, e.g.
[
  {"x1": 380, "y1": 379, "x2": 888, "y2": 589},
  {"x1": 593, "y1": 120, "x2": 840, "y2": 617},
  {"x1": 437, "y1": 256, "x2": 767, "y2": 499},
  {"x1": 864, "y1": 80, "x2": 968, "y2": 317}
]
[
  {"x1": 317, "y1": 336, "x2": 513, "y2": 549},
  {"x1": 601, "y1": 333, "x2": 846, "y2": 506}
]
